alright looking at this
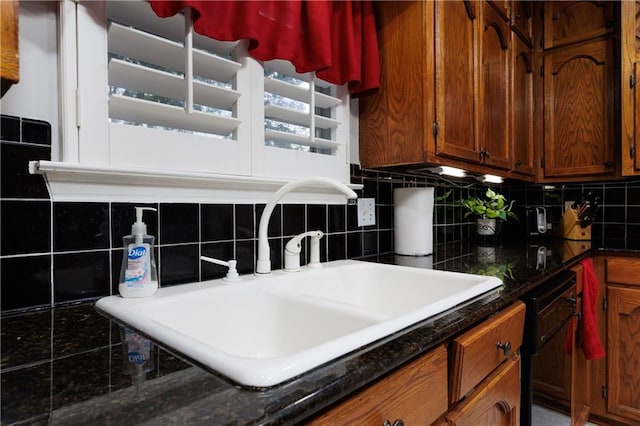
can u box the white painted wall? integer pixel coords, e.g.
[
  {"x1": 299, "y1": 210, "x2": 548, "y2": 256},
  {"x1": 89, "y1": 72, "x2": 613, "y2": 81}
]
[{"x1": 2, "y1": 1, "x2": 59, "y2": 155}]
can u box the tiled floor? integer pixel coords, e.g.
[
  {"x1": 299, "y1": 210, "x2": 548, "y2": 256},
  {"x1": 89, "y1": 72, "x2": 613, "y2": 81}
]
[{"x1": 532, "y1": 405, "x2": 598, "y2": 426}]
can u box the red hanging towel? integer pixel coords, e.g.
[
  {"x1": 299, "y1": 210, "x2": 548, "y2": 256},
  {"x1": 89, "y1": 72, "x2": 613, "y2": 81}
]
[
  {"x1": 148, "y1": 0, "x2": 380, "y2": 97},
  {"x1": 564, "y1": 258, "x2": 606, "y2": 360}
]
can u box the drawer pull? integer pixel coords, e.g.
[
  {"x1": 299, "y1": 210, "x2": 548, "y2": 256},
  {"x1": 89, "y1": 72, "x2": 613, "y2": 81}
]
[
  {"x1": 383, "y1": 420, "x2": 405, "y2": 426},
  {"x1": 496, "y1": 341, "x2": 511, "y2": 356}
]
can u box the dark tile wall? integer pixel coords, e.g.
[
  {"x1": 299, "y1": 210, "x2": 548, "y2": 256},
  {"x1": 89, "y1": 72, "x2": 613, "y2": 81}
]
[
  {"x1": 3, "y1": 113, "x2": 640, "y2": 424},
  {"x1": 505, "y1": 181, "x2": 640, "y2": 250},
  {"x1": 3, "y1": 113, "x2": 640, "y2": 312}
]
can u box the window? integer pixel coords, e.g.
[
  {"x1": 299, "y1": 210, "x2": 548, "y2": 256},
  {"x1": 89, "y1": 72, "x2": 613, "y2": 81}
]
[{"x1": 44, "y1": 1, "x2": 354, "y2": 202}]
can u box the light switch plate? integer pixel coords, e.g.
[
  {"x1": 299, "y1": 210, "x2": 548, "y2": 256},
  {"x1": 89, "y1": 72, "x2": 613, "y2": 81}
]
[{"x1": 357, "y1": 198, "x2": 376, "y2": 227}]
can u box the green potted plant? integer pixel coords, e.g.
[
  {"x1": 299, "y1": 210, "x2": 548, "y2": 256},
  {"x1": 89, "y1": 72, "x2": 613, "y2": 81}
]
[{"x1": 460, "y1": 189, "x2": 517, "y2": 235}]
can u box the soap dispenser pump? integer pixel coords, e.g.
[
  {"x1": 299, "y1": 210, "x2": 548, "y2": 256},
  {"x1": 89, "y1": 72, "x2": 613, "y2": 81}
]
[{"x1": 119, "y1": 207, "x2": 158, "y2": 298}]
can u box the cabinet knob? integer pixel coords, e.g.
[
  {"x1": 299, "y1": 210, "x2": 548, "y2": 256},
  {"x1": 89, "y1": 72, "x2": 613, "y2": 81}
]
[
  {"x1": 515, "y1": 160, "x2": 522, "y2": 168},
  {"x1": 383, "y1": 420, "x2": 405, "y2": 426},
  {"x1": 604, "y1": 161, "x2": 613, "y2": 168},
  {"x1": 497, "y1": 341, "x2": 511, "y2": 356}
]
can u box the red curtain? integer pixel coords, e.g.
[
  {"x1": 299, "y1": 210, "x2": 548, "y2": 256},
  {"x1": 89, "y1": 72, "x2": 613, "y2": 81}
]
[{"x1": 148, "y1": 0, "x2": 379, "y2": 97}]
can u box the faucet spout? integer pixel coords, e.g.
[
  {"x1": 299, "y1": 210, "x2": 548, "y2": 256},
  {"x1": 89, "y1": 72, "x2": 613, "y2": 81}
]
[{"x1": 256, "y1": 177, "x2": 357, "y2": 275}]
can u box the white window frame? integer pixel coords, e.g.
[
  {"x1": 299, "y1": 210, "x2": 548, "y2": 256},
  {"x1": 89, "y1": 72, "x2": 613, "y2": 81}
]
[{"x1": 32, "y1": 0, "x2": 358, "y2": 204}]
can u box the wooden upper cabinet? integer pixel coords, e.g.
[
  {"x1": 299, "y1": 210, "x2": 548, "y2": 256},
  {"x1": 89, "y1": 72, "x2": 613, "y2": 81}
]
[
  {"x1": 479, "y1": 1, "x2": 511, "y2": 170},
  {"x1": 1, "y1": 0, "x2": 19, "y2": 97},
  {"x1": 358, "y1": 1, "x2": 435, "y2": 168},
  {"x1": 487, "y1": 0, "x2": 509, "y2": 23},
  {"x1": 434, "y1": 0, "x2": 480, "y2": 165},
  {"x1": 621, "y1": 0, "x2": 640, "y2": 175},
  {"x1": 542, "y1": 38, "x2": 616, "y2": 179},
  {"x1": 511, "y1": 0, "x2": 533, "y2": 46},
  {"x1": 543, "y1": 1, "x2": 615, "y2": 50},
  {"x1": 511, "y1": 34, "x2": 534, "y2": 176}
]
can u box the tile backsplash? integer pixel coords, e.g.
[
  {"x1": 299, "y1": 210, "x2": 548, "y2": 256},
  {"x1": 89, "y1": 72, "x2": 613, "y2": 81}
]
[{"x1": 2, "y1": 113, "x2": 640, "y2": 313}]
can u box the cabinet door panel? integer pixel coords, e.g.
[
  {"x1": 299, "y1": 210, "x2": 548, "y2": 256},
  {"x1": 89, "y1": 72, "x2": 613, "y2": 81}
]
[
  {"x1": 543, "y1": 39, "x2": 615, "y2": 178},
  {"x1": 511, "y1": 33, "x2": 534, "y2": 176},
  {"x1": 480, "y1": 2, "x2": 511, "y2": 170},
  {"x1": 544, "y1": 1, "x2": 614, "y2": 49},
  {"x1": 607, "y1": 286, "x2": 640, "y2": 423},
  {"x1": 435, "y1": 0, "x2": 480, "y2": 164}
]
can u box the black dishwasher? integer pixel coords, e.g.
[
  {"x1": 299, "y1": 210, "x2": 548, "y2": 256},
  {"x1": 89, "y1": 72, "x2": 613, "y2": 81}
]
[{"x1": 520, "y1": 269, "x2": 578, "y2": 426}]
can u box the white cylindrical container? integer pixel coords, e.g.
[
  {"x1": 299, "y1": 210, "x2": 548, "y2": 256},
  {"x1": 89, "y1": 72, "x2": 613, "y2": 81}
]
[
  {"x1": 394, "y1": 188, "x2": 434, "y2": 256},
  {"x1": 394, "y1": 254, "x2": 433, "y2": 269}
]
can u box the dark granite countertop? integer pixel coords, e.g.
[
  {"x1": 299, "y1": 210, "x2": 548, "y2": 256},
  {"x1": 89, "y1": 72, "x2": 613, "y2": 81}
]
[{"x1": 3, "y1": 239, "x2": 637, "y2": 425}]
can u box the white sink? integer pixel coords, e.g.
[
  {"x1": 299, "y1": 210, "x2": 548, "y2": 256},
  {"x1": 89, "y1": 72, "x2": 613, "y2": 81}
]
[{"x1": 96, "y1": 260, "x2": 502, "y2": 387}]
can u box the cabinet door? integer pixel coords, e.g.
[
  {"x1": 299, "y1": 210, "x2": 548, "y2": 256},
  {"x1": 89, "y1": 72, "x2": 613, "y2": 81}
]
[
  {"x1": 479, "y1": 1, "x2": 511, "y2": 170},
  {"x1": 0, "y1": 0, "x2": 19, "y2": 96},
  {"x1": 607, "y1": 286, "x2": 640, "y2": 423},
  {"x1": 308, "y1": 345, "x2": 448, "y2": 425},
  {"x1": 511, "y1": 33, "x2": 535, "y2": 176},
  {"x1": 621, "y1": 0, "x2": 640, "y2": 176},
  {"x1": 511, "y1": 0, "x2": 533, "y2": 47},
  {"x1": 435, "y1": 0, "x2": 480, "y2": 164},
  {"x1": 543, "y1": 38, "x2": 616, "y2": 179},
  {"x1": 543, "y1": 1, "x2": 615, "y2": 49},
  {"x1": 446, "y1": 356, "x2": 520, "y2": 426},
  {"x1": 358, "y1": 1, "x2": 435, "y2": 169}
]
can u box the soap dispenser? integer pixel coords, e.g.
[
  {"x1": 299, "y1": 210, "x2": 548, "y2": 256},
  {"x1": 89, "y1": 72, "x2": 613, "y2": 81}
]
[{"x1": 119, "y1": 207, "x2": 158, "y2": 298}]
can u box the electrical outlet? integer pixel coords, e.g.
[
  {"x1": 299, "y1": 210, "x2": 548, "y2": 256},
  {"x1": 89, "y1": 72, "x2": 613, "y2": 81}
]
[{"x1": 357, "y1": 198, "x2": 376, "y2": 227}]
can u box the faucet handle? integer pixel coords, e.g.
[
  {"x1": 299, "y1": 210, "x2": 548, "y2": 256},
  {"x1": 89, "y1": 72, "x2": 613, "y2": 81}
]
[
  {"x1": 308, "y1": 231, "x2": 324, "y2": 269},
  {"x1": 284, "y1": 231, "x2": 323, "y2": 272},
  {"x1": 200, "y1": 256, "x2": 240, "y2": 281}
]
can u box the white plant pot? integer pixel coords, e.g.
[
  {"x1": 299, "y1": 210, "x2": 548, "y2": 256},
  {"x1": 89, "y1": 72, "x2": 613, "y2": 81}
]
[
  {"x1": 477, "y1": 246, "x2": 497, "y2": 263},
  {"x1": 477, "y1": 218, "x2": 497, "y2": 235}
]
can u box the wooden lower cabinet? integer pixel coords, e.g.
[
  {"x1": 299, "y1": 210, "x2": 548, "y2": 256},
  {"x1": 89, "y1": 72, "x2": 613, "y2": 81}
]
[
  {"x1": 607, "y1": 286, "x2": 640, "y2": 423},
  {"x1": 307, "y1": 345, "x2": 448, "y2": 425},
  {"x1": 309, "y1": 302, "x2": 527, "y2": 426},
  {"x1": 587, "y1": 256, "x2": 640, "y2": 426},
  {"x1": 445, "y1": 355, "x2": 521, "y2": 426},
  {"x1": 445, "y1": 302, "x2": 525, "y2": 426},
  {"x1": 605, "y1": 257, "x2": 640, "y2": 424}
]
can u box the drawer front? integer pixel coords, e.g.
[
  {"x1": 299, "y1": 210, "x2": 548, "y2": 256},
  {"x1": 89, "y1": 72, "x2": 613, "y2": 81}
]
[
  {"x1": 446, "y1": 355, "x2": 521, "y2": 426},
  {"x1": 606, "y1": 258, "x2": 640, "y2": 286},
  {"x1": 308, "y1": 345, "x2": 448, "y2": 425},
  {"x1": 449, "y1": 301, "x2": 526, "y2": 403}
]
